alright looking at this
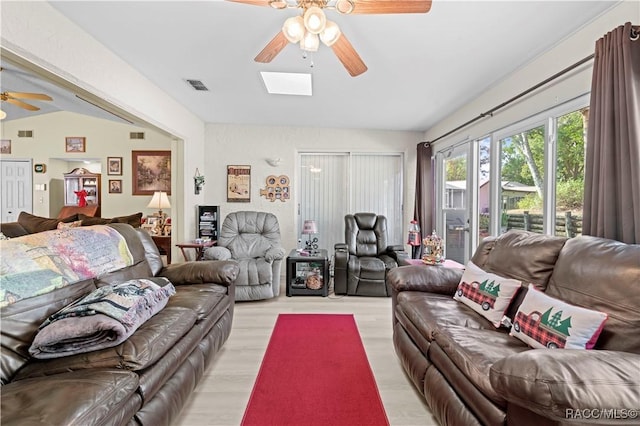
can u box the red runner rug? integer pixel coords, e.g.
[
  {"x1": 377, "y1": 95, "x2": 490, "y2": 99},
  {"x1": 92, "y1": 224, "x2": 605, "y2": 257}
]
[{"x1": 241, "y1": 313, "x2": 389, "y2": 426}]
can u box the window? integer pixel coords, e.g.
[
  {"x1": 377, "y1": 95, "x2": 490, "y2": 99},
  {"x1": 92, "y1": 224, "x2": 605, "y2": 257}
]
[
  {"x1": 554, "y1": 108, "x2": 587, "y2": 237},
  {"x1": 477, "y1": 136, "x2": 491, "y2": 242},
  {"x1": 499, "y1": 124, "x2": 546, "y2": 234},
  {"x1": 435, "y1": 95, "x2": 589, "y2": 260}
]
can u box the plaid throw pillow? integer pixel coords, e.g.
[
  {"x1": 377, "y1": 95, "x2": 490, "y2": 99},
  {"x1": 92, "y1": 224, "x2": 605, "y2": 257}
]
[
  {"x1": 510, "y1": 284, "x2": 608, "y2": 349},
  {"x1": 453, "y1": 261, "x2": 521, "y2": 328}
]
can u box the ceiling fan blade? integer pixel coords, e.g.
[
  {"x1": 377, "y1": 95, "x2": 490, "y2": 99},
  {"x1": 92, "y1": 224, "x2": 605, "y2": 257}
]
[
  {"x1": 5, "y1": 92, "x2": 53, "y2": 101},
  {"x1": 226, "y1": 0, "x2": 273, "y2": 7},
  {"x1": 255, "y1": 31, "x2": 289, "y2": 63},
  {"x1": 5, "y1": 98, "x2": 40, "y2": 111},
  {"x1": 331, "y1": 34, "x2": 368, "y2": 77},
  {"x1": 350, "y1": 0, "x2": 432, "y2": 14}
]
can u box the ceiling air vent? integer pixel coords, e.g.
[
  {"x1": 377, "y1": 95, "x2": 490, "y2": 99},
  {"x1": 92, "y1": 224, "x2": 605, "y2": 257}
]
[
  {"x1": 129, "y1": 132, "x2": 145, "y2": 140},
  {"x1": 18, "y1": 130, "x2": 33, "y2": 138},
  {"x1": 186, "y1": 79, "x2": 209, "y2": 91}
]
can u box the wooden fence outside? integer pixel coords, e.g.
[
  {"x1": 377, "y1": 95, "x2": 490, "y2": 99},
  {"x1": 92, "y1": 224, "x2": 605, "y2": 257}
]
[{"x1": 506, "y1": 211, "x2": 583, "y2": 237}]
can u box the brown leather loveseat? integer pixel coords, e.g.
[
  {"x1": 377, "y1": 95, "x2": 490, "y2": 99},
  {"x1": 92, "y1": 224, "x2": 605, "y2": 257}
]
[
  {"x1": 1, "y1": 223, "x2": 239, "y2": 426},
  {"x1": 388, "y1": 230, "x2": 640, "y2": 426}
]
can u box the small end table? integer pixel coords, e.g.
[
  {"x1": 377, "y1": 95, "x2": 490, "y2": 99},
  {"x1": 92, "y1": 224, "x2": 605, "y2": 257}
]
[
  {"x1": 286, "y1": 249, "x2": 330, "y2": 297},
  {"x1": 176, "y1": 240, "x2": 216, "y2": 261}
]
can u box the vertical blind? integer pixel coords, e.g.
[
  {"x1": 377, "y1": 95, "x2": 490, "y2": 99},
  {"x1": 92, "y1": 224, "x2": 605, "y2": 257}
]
[{"x1": 299, "y1": 152, "x2": 403, "y2": 255}]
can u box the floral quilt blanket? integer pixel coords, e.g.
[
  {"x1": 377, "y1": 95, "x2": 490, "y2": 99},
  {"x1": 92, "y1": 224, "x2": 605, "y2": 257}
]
[{"x1": 0, "y1": 226, "x2": 134, "y2": 307}]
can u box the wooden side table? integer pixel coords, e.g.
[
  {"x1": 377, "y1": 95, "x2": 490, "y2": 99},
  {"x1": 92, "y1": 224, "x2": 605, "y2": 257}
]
[
  {"x1": 176, "y1": 240, "x2": 216, "y2": 261},
  {"x1": 151, "y1": 235, "x2": 172, "y2": 264}
]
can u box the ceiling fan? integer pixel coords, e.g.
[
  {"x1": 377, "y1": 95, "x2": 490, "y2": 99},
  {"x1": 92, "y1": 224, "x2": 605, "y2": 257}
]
[
  {"x1": 0, "y1": 67, "x2": 53, "y2": 118},
  {"x1": 227, "y1": 0, "x2": 432, "y2": 77}
]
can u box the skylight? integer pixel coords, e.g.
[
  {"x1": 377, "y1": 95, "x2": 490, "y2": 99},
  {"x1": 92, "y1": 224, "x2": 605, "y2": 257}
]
[{"x1": 260, "y1": 72, "x2": 312, "y2": 96}]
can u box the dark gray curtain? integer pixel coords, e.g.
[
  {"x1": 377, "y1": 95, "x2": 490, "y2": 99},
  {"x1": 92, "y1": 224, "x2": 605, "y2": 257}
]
[
  {"x1": 413, "y1": 142, "x2": 434, "y2": 257},
  {"x1": 583, "y1": 22, "x2": 640, "y2": 244}
]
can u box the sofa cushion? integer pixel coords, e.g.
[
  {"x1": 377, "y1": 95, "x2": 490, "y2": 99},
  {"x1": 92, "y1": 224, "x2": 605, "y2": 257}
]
[
  {"x1": 29, "y1": 277, "x2": 176, "y2": 359},
  {"x1": 490, "y1": 349, "x2": 640, "y2": 421},
  {"x1": 14, "y1": 306, "x2": 198, "y2": 380},
  {"x1": 17, "y1": 211, "x2": 78, "y2": 234},
  {"x1": 0, "y1": 369, "x2": 140, "y2": 426},
  {"x1": 454, "y1": 261, "x2": 521, "y2": 327},
  {"x1": 136, "y1": 228, "x2": 164, "y2": 275},
  {"x1": 483, "y1": 230, "x2": 567, "y2": 291},
  {"x1": 79, "y1": 212, "x2": 143, "y2": 228},
  {"x1": 168, "y1": 284, "x2": 229, "y2": 321},
  {"x1": 511, "y1": 284, "x2": 608, "y2": 349},
  {"x1": 0, "y1": 222, "x2": 28, "y2": 238},
  {"x1": 396, "y1": 292, "x2": 497, "y2": 345},
  {"x1": 546, "y1": 235, "x2": 640, "y2": 353},
  {"x1": 234, "y1": 257, "x2": 273, "y2": 286},
  {"x1": 433, "y1": 325, "x2": 529, "y2": 406}
]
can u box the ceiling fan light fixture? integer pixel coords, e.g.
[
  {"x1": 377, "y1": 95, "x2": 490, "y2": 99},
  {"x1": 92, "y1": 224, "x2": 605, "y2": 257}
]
[
  {"x1": 300, "y1": 31, "x2": 320, "y2": 52},
  {"x1": 268, "y1": 0, "x2": 288, "y2": 9},
  {"x1": 303, "y1": 6, "x2": 326, "y2": 34},
  {"x1": 334, "y1": 0, "x2": 354, "y2": 14},
  {"x1": 319, "y1": 20, "x2": 341, "y2": 46},
  {"x1": 0, "y1": 109, "x2": 6, "y2": 120},
  {"x1": 282, "y1": 15, "x2": 305, "y2": 43}
]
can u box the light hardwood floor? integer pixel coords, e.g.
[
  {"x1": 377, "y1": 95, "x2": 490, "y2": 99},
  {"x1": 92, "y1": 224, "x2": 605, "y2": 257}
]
[{"x1": 174, "y1": 281, "x2": 438, "y2": 426}]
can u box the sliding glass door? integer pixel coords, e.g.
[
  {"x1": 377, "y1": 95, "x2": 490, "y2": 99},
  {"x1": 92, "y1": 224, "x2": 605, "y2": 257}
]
[{"x1": 436, "y1": 145, "x2": 470, "y2": 264}]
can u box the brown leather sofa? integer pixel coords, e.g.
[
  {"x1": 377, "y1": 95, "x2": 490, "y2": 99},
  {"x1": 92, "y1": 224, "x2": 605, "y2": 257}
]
[
  {"x1": 1, "y1": 223, "x2": 239, "y2": 426},
  {"x1": 388, "y1": 230, "x2": 640, "y2": 426}
]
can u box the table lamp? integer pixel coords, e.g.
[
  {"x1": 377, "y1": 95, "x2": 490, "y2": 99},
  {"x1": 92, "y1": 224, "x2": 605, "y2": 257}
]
[
  {"x1": 302, "y1": 220, "x2": 319, "y2": 253},
  {"x1": 147, "y1": 191, "x2": 171, "y2": 234}
]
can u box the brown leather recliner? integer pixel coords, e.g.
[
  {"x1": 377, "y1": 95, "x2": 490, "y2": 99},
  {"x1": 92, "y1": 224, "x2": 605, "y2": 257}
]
[{"x1": 334, "y1": 213, "x2": 407, "y2": 296}]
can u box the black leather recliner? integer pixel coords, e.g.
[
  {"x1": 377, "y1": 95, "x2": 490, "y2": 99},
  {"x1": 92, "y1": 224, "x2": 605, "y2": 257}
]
[{"x1": 334, "y1": 213, "x2": 407, "y2": 296}]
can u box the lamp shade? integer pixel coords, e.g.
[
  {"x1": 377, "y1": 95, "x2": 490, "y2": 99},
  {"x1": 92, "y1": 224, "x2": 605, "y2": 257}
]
[
  {"x1": 303, "y1": 6, "x2": 327, "y2": 35},
  {"x1": 302, "y1": 220, "x2": 318, "y2": 234},
  {"x1": 300, "y1": 31, "x2": 320, "y2": 52},
  {"x1": 320, "y1": 21, "x2": 341, "y2": 47},
  {"x1": 283, "y1": 16, "x2": 305, "y2": 43},
  {"x1": 147, "y1": 191, "x2": 171, "y2": 210}
]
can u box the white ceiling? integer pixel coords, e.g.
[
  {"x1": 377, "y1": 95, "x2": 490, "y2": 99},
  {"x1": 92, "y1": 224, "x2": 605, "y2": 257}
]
[{"x1": 1, "y1": 1, "x2": 618, "y2": 132}]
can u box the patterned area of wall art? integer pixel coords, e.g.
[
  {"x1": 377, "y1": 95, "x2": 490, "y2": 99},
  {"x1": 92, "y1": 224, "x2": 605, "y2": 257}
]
[{"x1": 260, "y1": 175, "x2": 290, "y2": 202}]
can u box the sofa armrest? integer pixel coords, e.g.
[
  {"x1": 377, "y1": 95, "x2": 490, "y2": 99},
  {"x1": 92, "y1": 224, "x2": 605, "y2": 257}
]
[
  {"x1": 386, "y1": 245, "x2": 409, "y2": 264},
  {"x1": 159, "y1": 260, "x2": 239, "y2": 286},
  {"x1": 387, "y1": 265, "x2": 463, "y2": 295},
  {"x1": 265, "y1": 246, "x2": 286, "y2": 262},
  {"x1": 334, "y1": 243, "x2": 349, "y2": 295},
  {"x1": 490, "y1": 349, "x2": 640, "y2": 421}
]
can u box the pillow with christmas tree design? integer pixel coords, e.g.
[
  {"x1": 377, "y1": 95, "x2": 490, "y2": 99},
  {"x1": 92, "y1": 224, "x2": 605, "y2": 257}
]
[
  {"x1": 510, "y1": 284, "x2": 608, "y2": 349},
  {"x1": 453, "y1": 261, "x2": 521, "y2": 328}
]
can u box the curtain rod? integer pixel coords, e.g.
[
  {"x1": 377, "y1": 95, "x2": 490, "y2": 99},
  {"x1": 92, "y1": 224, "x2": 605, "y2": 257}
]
[{"x1": 423, "y1": 53, "x2": 595, "y2": 146}]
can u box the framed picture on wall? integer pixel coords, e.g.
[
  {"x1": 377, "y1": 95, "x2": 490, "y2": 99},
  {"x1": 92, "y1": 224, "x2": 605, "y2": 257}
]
[
  {"x1": 227, "y1": 165, "x2": 251, "y2": 202},
  {"x1": 107, "y1": 157, "x2": 123, "y2": 175},
  {"x1": 0, "y1": 139, "x2": 11, "y2": 154},
  {"x1": 108, "y1": 179, "x2": 122, "y2": 194},
  {"x1": 132, "y1": 150, "x2": 171, "y2": 195},
  {"x1": 65, "y1": 137, "x2": 86, "y2": 152}
]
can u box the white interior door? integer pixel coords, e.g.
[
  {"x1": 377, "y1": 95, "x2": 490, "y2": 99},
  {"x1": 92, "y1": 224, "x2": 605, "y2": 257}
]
[{"x1": 1, "y1": 159, "x2": 33, "y2": 222}]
